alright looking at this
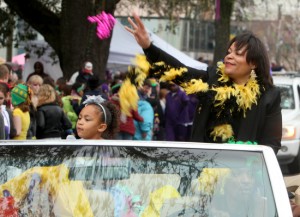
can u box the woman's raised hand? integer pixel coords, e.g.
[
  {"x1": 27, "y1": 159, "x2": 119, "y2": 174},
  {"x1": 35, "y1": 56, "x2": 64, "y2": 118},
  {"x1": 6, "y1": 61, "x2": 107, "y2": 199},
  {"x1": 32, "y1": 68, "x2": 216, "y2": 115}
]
[{"x1": 125, "y1": 12, "x2": 151, "y2": 49}]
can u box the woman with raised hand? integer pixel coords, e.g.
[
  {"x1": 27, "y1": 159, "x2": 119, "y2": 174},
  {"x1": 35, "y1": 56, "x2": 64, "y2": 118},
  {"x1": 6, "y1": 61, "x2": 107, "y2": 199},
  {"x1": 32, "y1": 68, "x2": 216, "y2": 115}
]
[{"x1": 124, "y1": 12, "x2": 282, "y2": 153}]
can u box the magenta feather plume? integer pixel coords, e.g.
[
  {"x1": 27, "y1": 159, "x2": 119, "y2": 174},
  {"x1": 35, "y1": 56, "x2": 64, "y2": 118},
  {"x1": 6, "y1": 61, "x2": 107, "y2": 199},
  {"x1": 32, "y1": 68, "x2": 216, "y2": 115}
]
[{"x1": 87, "y1": 11, "x2": 116, "y2": 40}]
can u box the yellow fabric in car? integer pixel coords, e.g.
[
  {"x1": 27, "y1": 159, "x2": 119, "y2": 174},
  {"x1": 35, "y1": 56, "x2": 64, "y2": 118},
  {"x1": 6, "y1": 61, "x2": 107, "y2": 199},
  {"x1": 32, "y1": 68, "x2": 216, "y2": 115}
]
[
  {"x1": 54, "y1": 181, "x2": 93, "y2": 217},
  {"x1": 0, "y1": 164, "x2": 68, "y2": 201},
  {"x1": 0, "y1": 164, "x2": 93, "y2": 217},
  {"x1": 141, "y1": 185, "x2": 180, "y2": 217},
  {"x1": 197, "y1": 168, "x2": 231, "y2": 194}
]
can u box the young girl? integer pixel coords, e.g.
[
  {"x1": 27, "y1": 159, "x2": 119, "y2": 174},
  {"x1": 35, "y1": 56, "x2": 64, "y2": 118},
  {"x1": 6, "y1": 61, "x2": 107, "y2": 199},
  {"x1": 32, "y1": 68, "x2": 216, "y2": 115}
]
[
  {"x1": 76, "y1": 95, "x2": 119, "y2": 140},
  {"x1": 11, "y1": 84, "x2": 31, "y2": 140}
]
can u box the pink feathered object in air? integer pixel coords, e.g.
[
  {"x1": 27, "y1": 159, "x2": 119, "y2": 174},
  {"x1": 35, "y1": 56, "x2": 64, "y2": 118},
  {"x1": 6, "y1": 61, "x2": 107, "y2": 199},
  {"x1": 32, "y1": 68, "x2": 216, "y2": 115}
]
[{"x1": 87, "y1": 11, "x2": 116, "y2": 40}]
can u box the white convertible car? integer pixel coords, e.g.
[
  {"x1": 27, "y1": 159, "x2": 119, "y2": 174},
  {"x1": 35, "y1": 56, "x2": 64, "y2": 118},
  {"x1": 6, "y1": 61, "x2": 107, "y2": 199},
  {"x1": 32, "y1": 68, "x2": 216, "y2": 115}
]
[{"x1": 0, "y1": 140, "x2": 292, "y2": 216}]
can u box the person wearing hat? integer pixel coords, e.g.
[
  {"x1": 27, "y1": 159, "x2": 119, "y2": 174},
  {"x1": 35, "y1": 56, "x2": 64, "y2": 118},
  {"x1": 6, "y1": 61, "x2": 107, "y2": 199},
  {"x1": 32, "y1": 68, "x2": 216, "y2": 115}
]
[
  {"x1": 101, "y1": 82, "x2": 110, "y2": 100},
  {"x1": 74, "y1": 61, "x2": 94, "y2": 85},
  {"x1": 11, "y1": 84, "x2": 31, "y2": 140}
]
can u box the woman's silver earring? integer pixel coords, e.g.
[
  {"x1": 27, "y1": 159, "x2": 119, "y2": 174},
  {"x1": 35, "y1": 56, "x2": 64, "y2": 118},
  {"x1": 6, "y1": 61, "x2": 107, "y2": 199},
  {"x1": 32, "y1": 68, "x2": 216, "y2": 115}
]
[{"x1": 250, "y1": 69, "x2": 256, "y2": 78}]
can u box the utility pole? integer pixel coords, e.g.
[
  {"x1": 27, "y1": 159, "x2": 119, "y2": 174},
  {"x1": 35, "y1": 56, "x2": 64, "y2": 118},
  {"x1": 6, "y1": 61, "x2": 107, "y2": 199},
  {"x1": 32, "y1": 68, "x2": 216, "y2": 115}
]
[{"x1": 275, "y1": 4, "x2": 282, "y2": 65}]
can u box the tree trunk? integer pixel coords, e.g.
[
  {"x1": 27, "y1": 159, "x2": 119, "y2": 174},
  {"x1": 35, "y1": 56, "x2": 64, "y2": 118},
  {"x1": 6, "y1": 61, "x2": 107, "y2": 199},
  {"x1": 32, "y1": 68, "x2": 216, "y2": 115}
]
[
  {"x1": 6, "y1": 15, "x2": 15, "y2": 62},
  {"x1": 58, "y1": 0, "x2": 120, "y2": 80},
  {"x1": 213, "y1": 0, "x2": 234, "y2": 65}
]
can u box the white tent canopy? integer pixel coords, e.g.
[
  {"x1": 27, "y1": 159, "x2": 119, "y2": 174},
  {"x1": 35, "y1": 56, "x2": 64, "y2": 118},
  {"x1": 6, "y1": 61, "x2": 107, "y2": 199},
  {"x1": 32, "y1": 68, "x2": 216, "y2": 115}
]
[
  {"x1": 23, "y1": 21, "x2": 207, "y2": 81},
  {"x1": 108, "y1": 20, "x2": 207, "y2": 71}
]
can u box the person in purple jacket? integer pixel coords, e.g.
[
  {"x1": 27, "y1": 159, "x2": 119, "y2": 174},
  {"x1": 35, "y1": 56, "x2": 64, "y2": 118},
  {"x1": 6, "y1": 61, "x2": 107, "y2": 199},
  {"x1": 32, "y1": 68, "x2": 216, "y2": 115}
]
[{"x1": 165, "y1": 82, "x2": 190, "y2": 141}]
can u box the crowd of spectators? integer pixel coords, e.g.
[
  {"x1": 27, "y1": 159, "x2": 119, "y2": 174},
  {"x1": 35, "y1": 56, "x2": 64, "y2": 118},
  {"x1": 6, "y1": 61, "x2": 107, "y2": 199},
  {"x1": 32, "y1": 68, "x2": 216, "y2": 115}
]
[{"x1": 0, "y1": 59, "x2": 198, "y2": 141}]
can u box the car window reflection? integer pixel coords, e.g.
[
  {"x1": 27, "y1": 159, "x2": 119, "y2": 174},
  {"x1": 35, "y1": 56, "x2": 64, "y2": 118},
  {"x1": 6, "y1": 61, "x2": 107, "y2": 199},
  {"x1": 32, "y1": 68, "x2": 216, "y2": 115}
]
[{"x1": 0, "y1": 145, "x2": 277, "y2": 217}]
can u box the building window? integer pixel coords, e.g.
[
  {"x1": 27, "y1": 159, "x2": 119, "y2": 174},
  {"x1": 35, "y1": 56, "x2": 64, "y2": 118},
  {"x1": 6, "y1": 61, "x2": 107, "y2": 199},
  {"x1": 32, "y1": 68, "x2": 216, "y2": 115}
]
[{"x1": 182, "y1": 20, "x2": 215, "y2": 52}]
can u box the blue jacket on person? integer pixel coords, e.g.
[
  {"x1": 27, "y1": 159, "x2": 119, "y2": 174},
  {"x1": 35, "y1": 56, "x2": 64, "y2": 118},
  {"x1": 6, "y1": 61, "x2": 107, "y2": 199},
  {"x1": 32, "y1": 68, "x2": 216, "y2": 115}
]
[{"x1": 134, "y1": 100, "x2": 154, "y2": 140}]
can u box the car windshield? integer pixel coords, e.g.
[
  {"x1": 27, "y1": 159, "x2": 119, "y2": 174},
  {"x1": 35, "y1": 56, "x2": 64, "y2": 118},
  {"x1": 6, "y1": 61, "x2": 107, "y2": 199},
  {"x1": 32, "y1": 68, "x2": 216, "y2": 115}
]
[
  {"x1": 277, "y1": 84, "x2": 295, "y2": 109},
  {"x1": 0, "y1": 145, "x2": 276, "y2": 217}
]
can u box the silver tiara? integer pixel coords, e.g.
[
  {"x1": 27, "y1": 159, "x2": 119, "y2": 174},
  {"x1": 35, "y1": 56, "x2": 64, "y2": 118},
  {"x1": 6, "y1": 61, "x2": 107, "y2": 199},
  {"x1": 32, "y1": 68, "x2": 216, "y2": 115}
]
[{"x1": 83, "y1": 95, "x2": 107, "y2": 123}]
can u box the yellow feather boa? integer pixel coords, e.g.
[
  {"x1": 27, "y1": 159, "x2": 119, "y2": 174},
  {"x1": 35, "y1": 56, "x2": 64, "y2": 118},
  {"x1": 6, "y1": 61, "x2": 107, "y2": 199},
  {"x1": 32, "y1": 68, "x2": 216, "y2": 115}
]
[
  {"x1": 160, "y1": 67, "x2": 187, "y2": 82},
  {"x1": 118, "y1": 79, "x2": 139, "y2": 116},
  {"x1": 213, "y1": 64, "x2": 260, "y2": 117},
  {"x1": 132, "y1": 55, "x2": 151, "y2": 87},
  {"x1": 118, "y1": 55, "x2": 150, "y2": 116},
  {"x1": 210, "y1": 62, "x2": 261, "y2": 140},
  {"x1": 119, "y1": 56, "x2": 261, "y2": 142},
  {"x1": 210, "y1": 124, "x2": 234, "y2": 142},
  {"x1": 182, "y1": 79, "x2": 209, "y2": 94}
]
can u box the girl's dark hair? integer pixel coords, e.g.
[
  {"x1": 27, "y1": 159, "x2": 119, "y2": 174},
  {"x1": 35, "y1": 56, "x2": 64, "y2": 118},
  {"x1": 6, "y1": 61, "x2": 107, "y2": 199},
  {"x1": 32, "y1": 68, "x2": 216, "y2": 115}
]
[
  {"x1": 102, "y1": 101, "x2": 120, "y2": 139},
  {"x1": 228, "y1": 31, "x2": 273, "y2": 89},
  {"x1": 87, "y1": 75, "x2": 101, "y2": 91},
  {"x1": 93, "y1": 101, "x2": 120, "y2": 139}
]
